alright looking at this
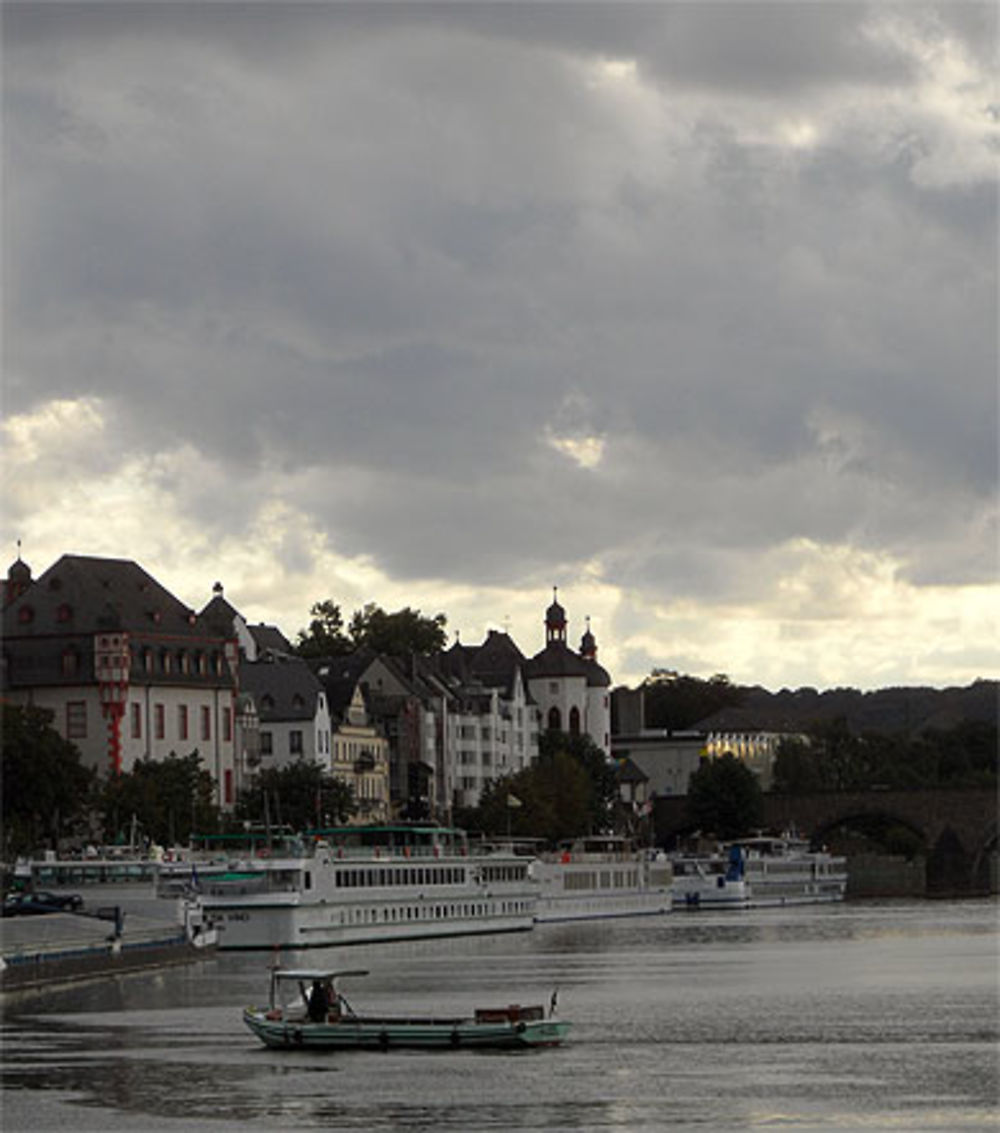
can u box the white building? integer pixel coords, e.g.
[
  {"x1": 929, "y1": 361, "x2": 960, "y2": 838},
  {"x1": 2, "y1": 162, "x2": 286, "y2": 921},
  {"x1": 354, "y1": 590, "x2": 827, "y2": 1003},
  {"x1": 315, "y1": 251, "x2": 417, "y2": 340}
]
[
  {"x1": 238, "y1": 656, "x2": 332, "y2": 771},
  {"x1": 1, "y1": 554, "x2": 240, "y2": 806},
  {"x1": 523, "y1": 591, "x2": 612, "y2": 756}
]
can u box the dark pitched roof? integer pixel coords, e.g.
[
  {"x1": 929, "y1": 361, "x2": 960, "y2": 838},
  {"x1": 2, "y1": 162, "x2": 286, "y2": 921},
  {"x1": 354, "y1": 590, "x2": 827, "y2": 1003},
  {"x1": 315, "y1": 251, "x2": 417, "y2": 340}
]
[
  {"x1": 523, "y1": 641, "x2": 611, "y2": 687},
  {"x1": 239, "y1": 657, "x2": 323, "y2": 722},
  {"x1": 248, "y1": 623, "x2": 293, "y2": 656},
  {"x1": 2, "y1": 554, "x2": 211, "y2": 640},
  {"x1": 200, "y1": 593, "x2": 241, "y2": 636}
]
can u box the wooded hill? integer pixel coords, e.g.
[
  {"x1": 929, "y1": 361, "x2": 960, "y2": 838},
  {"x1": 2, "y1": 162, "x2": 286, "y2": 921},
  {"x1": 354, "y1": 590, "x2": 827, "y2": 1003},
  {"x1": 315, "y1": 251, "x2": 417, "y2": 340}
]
[{"x1": 691, "y1": 679, "x2": 998, "y2": 737}]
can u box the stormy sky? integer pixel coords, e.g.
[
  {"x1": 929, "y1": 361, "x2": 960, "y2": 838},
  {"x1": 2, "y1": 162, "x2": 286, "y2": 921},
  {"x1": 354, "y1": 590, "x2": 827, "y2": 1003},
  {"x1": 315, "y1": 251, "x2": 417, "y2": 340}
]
[{"x1": 3, "y1": 2, "x2": 997, "y2": 691}]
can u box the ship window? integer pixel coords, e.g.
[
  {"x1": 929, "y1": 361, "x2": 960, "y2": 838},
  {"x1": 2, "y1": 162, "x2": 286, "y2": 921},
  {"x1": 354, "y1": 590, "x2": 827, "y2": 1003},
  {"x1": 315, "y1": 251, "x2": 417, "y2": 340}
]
[{"x1": 304, "y1": 872, "x2": 311, "y2": 891}]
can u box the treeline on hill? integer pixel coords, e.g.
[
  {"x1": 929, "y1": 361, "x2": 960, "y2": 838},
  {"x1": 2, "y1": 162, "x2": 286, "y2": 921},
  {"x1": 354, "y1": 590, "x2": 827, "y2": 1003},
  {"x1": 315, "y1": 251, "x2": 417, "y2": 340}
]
[{"x1": 615, "y1": 671, "x2": 996, "y2": 793}]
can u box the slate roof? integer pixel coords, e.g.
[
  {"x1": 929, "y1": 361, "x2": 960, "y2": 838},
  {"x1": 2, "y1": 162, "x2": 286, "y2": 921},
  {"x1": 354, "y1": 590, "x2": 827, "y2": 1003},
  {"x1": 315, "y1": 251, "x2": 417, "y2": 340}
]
[
  {"x1": 3, "y1": 554, "x2": 207, "y2": 639},
  {"x1": 239, "y1": 657, "x2": 323, "y2": 723},
  {"x1": 523, "y1": 641, "x2": 611, "y2": 688},
  {"x1": 248, "y1": 623, "x2": 294, "y2": 656}
]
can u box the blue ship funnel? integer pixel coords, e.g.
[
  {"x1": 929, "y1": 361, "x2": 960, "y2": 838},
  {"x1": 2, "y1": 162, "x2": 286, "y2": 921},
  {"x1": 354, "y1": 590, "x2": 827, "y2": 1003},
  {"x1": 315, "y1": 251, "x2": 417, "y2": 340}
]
[{"x1": 725, "y1": 844, "x2": 744, "y2": 881}]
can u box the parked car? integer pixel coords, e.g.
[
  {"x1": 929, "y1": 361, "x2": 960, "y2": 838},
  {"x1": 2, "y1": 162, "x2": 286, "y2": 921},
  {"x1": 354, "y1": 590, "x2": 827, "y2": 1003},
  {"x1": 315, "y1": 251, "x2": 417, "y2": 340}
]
[{"x1": 2, "y1": 890, "x2": 84, "y2": 916}]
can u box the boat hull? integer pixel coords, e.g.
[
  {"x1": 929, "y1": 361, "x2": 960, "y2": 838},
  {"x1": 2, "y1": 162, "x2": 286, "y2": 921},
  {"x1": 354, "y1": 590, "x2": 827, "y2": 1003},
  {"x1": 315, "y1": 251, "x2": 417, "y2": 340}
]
[{"x1": 243, "y1": 1008, "x2": 570, "y2": 1050}]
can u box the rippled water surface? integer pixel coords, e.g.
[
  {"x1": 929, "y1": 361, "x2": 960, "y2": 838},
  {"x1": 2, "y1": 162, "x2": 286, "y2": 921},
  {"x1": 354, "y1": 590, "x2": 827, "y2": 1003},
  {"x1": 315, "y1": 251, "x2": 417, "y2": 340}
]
[{"x1": 2, "y1": 900, "x2": 997, "y2": 1131}]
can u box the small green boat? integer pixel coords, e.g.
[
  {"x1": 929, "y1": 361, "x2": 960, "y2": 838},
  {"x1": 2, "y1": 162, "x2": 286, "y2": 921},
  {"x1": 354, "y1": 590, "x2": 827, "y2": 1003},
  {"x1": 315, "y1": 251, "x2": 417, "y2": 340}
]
[{"x1": 244, "y1": 967, "x2": 570, "y2": 1051}]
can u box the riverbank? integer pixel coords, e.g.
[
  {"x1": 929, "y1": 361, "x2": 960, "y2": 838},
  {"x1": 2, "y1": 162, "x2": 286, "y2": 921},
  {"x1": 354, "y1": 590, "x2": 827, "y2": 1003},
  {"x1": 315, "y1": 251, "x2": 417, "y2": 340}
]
[{"x1": 0, "y1": 884, "x2": 214, "y2": 995}]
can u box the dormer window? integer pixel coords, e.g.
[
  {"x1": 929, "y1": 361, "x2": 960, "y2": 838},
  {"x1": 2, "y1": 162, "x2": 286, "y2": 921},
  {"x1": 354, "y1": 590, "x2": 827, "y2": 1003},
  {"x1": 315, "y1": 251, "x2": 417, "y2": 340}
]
[
  {"x1": 56, "y1": 603, "x2": 73, "y2": 623},
  {"x1": 292, "y1": 694, "x2": 305, "y2": 711},
  {"x1": 179, "y1": 651, "x2": 190, "y2": 674},
  {"x1": 261, "y1": 694, "x2": 275, "y2": 712},
  {"x1": 161, "y1": 650, "x2": 172, "y2": 674},
  {"x1": 17, "y1": 605, "x2": 33, "y2": 624},
  {"x1": 61, "y1": 648, "x2": 79, "y2": 677}
]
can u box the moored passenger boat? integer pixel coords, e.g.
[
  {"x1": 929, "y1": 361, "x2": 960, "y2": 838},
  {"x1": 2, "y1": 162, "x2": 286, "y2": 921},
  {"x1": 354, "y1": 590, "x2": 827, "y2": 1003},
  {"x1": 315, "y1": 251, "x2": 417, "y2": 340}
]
[
  {"x1": 669, "y1": 845, "x2": 751, "y2": 909},
  {"x1": 243, "y1": 968, "x2": 570, "y2": 1050},
  {"x1": 532, "y1": 835, "x2": 673, "y2": 922},
  {"x1": 729, "y1": 834, "x2": 847, "y2": 906},
  {"x1": 195, "y1": 824, "x2": 538, "y2": 950}
]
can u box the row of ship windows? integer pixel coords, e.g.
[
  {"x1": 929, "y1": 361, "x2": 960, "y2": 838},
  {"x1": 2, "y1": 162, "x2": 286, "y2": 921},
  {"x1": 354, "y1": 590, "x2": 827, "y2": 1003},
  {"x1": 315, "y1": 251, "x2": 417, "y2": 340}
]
[
  {"x1": 326, "y1": 864, "x2": 529, "y2": 889},
  {"x1": 332, "y1": 900, "x2": 531, "y2": 925},
  {"x1": 333, "y1": 867, "x2": 468, "y2": 888},
  {"x1": 563, "y1": 870, "x2": 640, "y2": 891}
]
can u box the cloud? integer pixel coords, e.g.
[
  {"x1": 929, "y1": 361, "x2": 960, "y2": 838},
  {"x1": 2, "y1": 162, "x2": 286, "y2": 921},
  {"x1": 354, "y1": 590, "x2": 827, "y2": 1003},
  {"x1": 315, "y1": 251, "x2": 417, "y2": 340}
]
[{"x1": 2, "y1": 2, "x2": 996, "y2": 690}]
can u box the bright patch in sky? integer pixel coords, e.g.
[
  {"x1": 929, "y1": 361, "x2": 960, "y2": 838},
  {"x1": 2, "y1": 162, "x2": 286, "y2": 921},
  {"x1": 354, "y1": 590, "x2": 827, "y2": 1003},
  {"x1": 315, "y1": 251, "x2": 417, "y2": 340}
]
[{"x1": 2, "y1": 3, "x2": 996, "y2": 692}]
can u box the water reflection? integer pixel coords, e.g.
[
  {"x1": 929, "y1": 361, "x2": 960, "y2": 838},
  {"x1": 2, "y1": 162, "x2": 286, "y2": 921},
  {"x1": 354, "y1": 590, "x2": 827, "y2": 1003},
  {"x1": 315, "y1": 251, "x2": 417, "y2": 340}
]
[{"x1": 3, "y1": 900, "x2": 997, "y2": 1131}]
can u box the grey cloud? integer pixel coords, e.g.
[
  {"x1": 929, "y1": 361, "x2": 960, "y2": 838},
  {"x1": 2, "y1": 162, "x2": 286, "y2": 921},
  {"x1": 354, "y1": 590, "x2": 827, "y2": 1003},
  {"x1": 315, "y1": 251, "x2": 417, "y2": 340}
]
[{"x1": 3, "y1": 3, "x2": 995, "y2": 608}]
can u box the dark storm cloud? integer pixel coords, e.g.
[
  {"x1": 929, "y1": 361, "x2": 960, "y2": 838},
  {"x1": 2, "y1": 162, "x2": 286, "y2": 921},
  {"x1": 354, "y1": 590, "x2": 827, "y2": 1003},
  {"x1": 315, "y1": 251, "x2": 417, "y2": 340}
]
[{"x1": 3, "y1": 2, "x2": 996, "y2": 603}]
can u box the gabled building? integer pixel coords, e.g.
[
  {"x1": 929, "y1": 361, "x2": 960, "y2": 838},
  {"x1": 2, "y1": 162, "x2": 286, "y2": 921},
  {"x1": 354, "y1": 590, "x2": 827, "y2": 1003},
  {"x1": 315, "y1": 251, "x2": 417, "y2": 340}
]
[
  {"x1": 313, "y1": 654, "x2": 390, "y2": 824},
  {"x1": 1, "y1": 554, "x2": 240, "y2": 805},
  {"x1": 239, "y1": 656, "x2": 331, "y2": 771}
]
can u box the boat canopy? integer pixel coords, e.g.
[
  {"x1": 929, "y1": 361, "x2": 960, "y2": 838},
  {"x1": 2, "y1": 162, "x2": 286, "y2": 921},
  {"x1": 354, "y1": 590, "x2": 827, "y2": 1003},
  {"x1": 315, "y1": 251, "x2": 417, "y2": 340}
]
[{"x1": 273, "y1": 968, "x2": 369, "y2": 983}]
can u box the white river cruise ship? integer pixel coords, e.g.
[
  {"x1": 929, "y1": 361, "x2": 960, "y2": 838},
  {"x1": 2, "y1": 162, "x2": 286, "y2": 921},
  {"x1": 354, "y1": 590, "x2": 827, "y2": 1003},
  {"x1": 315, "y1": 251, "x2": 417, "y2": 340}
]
[
  {"x1": 532, "y1": 836, "x2": 674, "y2": 922},
  {"x1": 194, "y1": 825, "x2": 538, "y2": 950}
]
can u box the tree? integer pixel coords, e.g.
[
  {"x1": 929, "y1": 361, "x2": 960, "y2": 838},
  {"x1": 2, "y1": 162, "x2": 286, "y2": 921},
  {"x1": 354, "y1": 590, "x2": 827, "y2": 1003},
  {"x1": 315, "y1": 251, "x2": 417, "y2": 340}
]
[
  {"x1": 640, "y1": 671, "x2": 745, "y2": 731},
  {"x1": 98, "y1": 752, "x2": 218, "y2": 846},
  {"x1": 463, "y1": 753, "x2": 595, "y2": 843},
  {"x1": 538, "y1": 730, "x2": 619, "y2": 835},
  {"x1": 295, "y1": 600, "x2": 352, "y2": 658},
  {"x1": 1, "y1": 703, "x2": 95, "y2": 856},
  {"x1": 687, "y1": 753, "x2": 764, "y2": 839},
  {"x1": 235, "y1": 761, "x2": 355, "y2": 831},
  {"x1": 294, "y1": 599, "x2": 448, "y2": 658},
  {"x1": 348, "y1": 604, "x2": 447, "y2": 656}
]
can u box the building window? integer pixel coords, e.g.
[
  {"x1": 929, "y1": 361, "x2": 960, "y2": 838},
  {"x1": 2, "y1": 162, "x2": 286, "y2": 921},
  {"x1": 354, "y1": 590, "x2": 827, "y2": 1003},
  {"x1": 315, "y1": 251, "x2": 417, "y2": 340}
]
[
  {"x1": 180, "y1": 651, "x2": 190, "y2": 674},
  {"x1": 549, "y1": 681, "x2": 559, "y2": 694},
  {"x1": 569, "y1": 706, "x2": 581, "y2": 736},
  {"x1": 155, "y1": 704, "x2": 165, "y2": 740},
  {"x1": 222, "y1": 707, "x2": 232, "y2": 742},
  {"x1": 18, "y1": 605, "x2": 34, "y2": 624},
  {"x1": 131, "y1": 703, "x2": 142, "y2": 740},
  {"x1": 547, "y1": 706, "x2": 561, "y2": 731},
  {"x1": 178, "y1": 705, "x2": 189, "y2": 741},
  {"x1": 161, "y1": 650, "x2": 172, "y2": 674},
  {"x1": 224, "y1": 769, "x2": 233, "y2": 806},
  {"x1": 66, "y1": 701, "x2": 87, "y2": 739},
  {"x1": 143, "y1": 649, "x2": 153, "y2": 674},
  {"x1": 290, "y1": 730, "x2": 303, "y2": 755},
  {"x1": 61, "y1": 649, "x2": 79, "y2": 677},
  {"x1": 201, "y1": 706, "x2": 211, "y2": 741},
  {"x1": 56, "y1": 603, "x2": 73, "y2": 623},
  {"x1": 260, "y1": 731, "x2": 273, "y2": 755}
]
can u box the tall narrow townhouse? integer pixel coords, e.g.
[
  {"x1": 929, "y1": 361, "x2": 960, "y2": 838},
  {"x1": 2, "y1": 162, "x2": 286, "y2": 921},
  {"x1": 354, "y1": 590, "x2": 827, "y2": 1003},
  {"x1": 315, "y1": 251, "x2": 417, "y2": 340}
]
[{"x1": 1, "y1": 554, "x2": 240, "y2": 807}]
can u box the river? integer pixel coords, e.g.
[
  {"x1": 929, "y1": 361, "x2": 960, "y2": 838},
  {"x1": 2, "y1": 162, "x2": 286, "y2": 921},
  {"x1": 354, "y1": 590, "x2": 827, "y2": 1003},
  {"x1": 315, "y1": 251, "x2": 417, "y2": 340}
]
[{"x1": 2, "y1": 899, "x2": 997, "y2": 1131}]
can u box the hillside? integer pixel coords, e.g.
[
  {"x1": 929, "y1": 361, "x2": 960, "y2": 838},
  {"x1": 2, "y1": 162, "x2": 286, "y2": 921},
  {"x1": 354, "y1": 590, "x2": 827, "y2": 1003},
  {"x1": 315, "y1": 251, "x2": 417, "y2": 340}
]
[{"x1": 692, "y1": 679, "x2": 998, "y2": 736}]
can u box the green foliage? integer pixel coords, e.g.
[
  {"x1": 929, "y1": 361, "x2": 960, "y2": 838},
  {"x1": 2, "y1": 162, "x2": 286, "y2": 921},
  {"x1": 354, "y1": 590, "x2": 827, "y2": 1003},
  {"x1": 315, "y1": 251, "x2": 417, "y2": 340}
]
[
  {"x1": 538, "y1": 730, "x2": 618, "y2": 834},
  {"x1": 1, "y1": 703, "x2": 95, "y2": 855},
  {"x1": 463, "y1": 754, "x2": 595, "y2": 843},
  {"x1": 295, "y1": 600, "x2": 351, "y2": 658},
  {"x1": 457, "y1": 731, "x2": 617, "y2": 843},
  {"x1": 98, "y1": 752, "x2": 217, "y2": 846},
  {"x1": 772, "y1": 719, "x2": 998, "y2": 794},
  {"x1": 687, "y1": 753, "x2": 764, "y2": 839},
  {"x1": 235, "y1": 761, "x2": 355, "y2": 831},
  {"x1": 294, "y1": 599, "x2": 448, "y2": 659},
  {"x1": 640, "y1": 671, "x2": 744, "y2": 731}
]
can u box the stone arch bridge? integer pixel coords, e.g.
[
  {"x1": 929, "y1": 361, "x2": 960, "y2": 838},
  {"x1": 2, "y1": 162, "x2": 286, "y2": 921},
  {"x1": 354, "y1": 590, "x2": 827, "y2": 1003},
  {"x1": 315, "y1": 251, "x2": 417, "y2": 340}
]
[{"x1": 653, "y1": 787, "x2": 997, "y2": 896}]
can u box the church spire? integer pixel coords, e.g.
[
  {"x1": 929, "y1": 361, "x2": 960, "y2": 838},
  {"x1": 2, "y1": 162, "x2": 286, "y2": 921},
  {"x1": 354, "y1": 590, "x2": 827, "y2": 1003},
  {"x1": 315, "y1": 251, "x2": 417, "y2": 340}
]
[{"x1": 545, "y1": 586, "x2": 567, "y2": 645}]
